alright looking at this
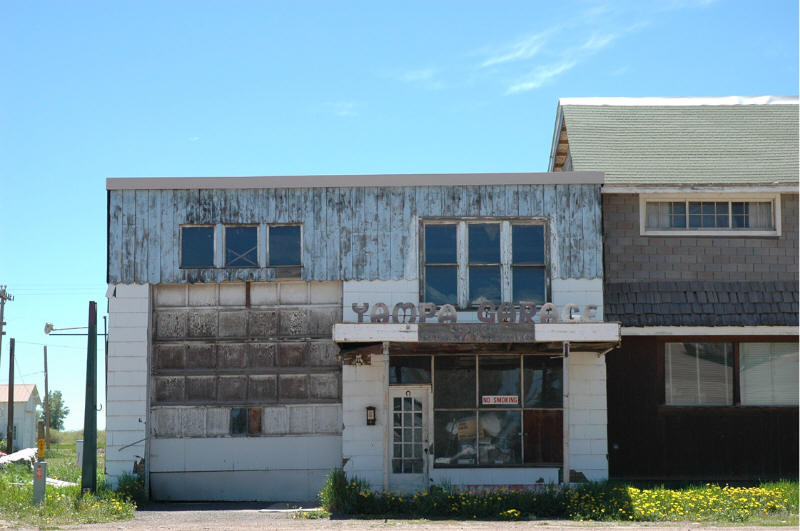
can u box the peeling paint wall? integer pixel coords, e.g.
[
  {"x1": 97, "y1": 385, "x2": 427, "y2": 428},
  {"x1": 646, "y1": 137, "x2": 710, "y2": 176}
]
[{"x1": 107, "y1": 184, "x2": 603, "y2": 284}]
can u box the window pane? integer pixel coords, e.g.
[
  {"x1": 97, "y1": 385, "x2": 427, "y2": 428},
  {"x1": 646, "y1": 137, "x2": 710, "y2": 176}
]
[
  {"x1": 513, "y1": 225, "x2": 544, "y2": 264},
  {"x1": 390, "y1": 356, "x2": 431, "y2": 384},
  {"x1": 225, "y1": 226, "x2": 258, "y2": 267},
  {"x1": 181, "y1": 227, "x2": 214, "y2": 267},
  {"x1": 740, "y1": 343, "x2": 799, "y2": 406},
  {"x1": 468, "y1": 224, "x2": 500, "y2": 263},
  {"x1": 750, "y1": 202, "x2": 773, "y2": 229},
  {"x1": 479, "y1": 410, "x2": 521, "y2": 465},
  {"x1": 433, "y1": 411, "x2": 477, "y2": 465},
  {"x1": 478, "y1": 356, "x2": 520, "y2": 408},
  {"x1": 469, "y1": 266, "x2": 501, "y2": 305},
  {"x1": 425, "y1": 265, "x2": 457, "y2": 305},
  {"x1": 425, "y1": 225, "x2": 457, "y2": 264},
  {"x1": 269, "y1": 225, "x2": 301, "y2": 266},
  {"x1": 665, "y1": 343, "x2": 732, "y2": 405},
  {"x1": 732, "y1": 202, "x2": 749, "y2": 228},
  {"x1": 524, "y1": 355, "x2": 563, "y2": 408},
  {"x1": 435, "y1": 356, "x2": 475, "y2": 408},
  {"x1": 513, "y1": 267, "x2": 545, "y2": 304},
  {"x1": 248, "y1": 407, "x2": 262, "y2": 435},
  {"x1": 230, "y1": 408, "x2": 247, "y2": 435},
  {"x1": 523, "y1": 410, "x2": 563, "y2": 464}
]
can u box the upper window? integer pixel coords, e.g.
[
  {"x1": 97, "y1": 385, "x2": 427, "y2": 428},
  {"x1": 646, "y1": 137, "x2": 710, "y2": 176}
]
[
  {"x1": 268, "y1": 225, "x2": 302, "y2": 266},
  {"x1": 423, "y1": 220, "x2": 547, "y2": 308},
  {"x1": 225, "y1": 226, "x2": 258, "y2": 267},
  {"x1": 180, "y1": 226, "x2": 214, "y2": 268},
  {"x1": 640, "y1": 194, "x2": 780, "y2": 236}
]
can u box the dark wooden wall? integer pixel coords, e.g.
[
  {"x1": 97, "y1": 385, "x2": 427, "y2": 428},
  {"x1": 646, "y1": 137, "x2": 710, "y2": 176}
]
[{"x1": 606, "y1": 335, "x2": 799, "y2": 481}]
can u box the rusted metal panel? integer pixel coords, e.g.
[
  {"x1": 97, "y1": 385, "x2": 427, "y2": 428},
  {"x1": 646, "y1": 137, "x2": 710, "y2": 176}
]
[
  {"x1": 417, "y1": 323, "x2": 536, "y2": 343},
  {"x1": 108, "y1": 184, "x2": 604, "y2": 284}
]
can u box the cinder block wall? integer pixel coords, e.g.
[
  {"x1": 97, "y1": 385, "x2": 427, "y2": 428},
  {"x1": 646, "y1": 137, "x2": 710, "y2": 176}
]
[
  {"x1": 106, "y1": 284, "x2": 150, "y2": 487},
  {"x1": 568, "y1": 351, "x2": 608, "y2": 481},
  {"x1": 603, "y1": 193, "x2": 799, "y2": 282}
]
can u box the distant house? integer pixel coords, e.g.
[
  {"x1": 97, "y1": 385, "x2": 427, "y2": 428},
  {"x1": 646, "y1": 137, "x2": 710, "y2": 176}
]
[
  {"x1": 548, "y1": 96, "x2": 799, "y2": 480},
  {"x1": 0, "y1": 384, "x2": 42, "y2": 452}
]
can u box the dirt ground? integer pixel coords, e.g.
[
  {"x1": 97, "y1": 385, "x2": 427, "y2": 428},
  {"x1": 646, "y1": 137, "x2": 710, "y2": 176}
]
[{"x1": 28, "y1": 502, "x2": 789, "y2": 530}]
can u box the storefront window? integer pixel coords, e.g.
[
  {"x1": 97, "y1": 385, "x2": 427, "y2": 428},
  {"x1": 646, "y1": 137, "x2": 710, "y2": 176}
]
[
  {"x1": 665, "y1": 343, "x2": 733, "y2": 405},
  {"x1": 390, "y1": 356, "x2": 431, "y2": 385},
  {"x1": 434, "y1": 356, "x2": 475, "y2": 408},
  {"x1": 524, "y1": 356, "x2": 563, "y2": 408},
  {"x1": 433, "y1": 354, "x2": 563, "y2": 468}
]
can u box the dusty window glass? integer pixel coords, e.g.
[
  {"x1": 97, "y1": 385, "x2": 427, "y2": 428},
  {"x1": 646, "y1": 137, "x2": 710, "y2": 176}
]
[
  {"x1": 434, "y1": 356, "x2": 475, "y2": 409},
  {"x1": 468, "y1": 224, "x2": 501, "y2": 305},
  {"x1": 225, "y1": 226, "x2": 258, "y2": 267},
  {"x1": 740, "y1": 343, "x2": 799, "y2": 406},
  {"x1": 479, "y1": 410, "x2": 521, "y2": 465},
  {"x1": 269, "y1": 225, "x2": 302, "y2": 266},
  {"x1": 425, "y1": 225, "x2": 458, "y2": 305},
  {"x1": 230, "y1": 408, "x2": 247, "y2": 435},
  {"x1": 512, "y1": 224, "x2": 546, "y2": 303},
  {"x1": 523, "y1": 356, "x2": 563, "y2": 408},
  {"x1": 665, "y1": 343, "x2": 733, "y2": 405},
  {"x1": 478, "y1": 356, "x2": 520, "y2": 408},
  {"x1": 689, "y1": 202, "x2": 729, "y2": 228},
  {"x1": 645, "y1": 202, "x2": 687, "y2": 229},
  {"x1": 181, "y1": 226, "x2": 214, "y2": 267},
  {"x1": 732, "y1": 202, "x2": 773, "y2": 229},
  {"x1": 433, "y1": 411, "x2": 477, "y2": 465},
  {"x1": 392, "y1": 396, "x2": 425, "y2": 473},
  {"x1": 390, "y1": 356, "x2": 431, "y2": 384},
  {"x1": 523, "y1": 410, "x2": 563, "y2": 464}
]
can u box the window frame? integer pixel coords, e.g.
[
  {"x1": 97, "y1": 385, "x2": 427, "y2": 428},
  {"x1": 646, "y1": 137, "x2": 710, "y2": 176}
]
[
  {"x1": 179, "y1": 224, "x2": 216, "y2": 269},
  {"x1": 639, "y1": 193, "x2": 781, "y2": 237},
  {"x1": 660, "y1": 338, "x2": 798, "y2": 408},
  {"x1": 223, "y1": 224, "x2": 260, "y2": 268},
  {"x1": 420, "y1": 218, "x2": 550, "y2": 309}
]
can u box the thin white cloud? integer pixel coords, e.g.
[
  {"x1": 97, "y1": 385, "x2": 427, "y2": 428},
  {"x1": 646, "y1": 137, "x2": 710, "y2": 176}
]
[
  {"x1": 580, "y1": 33, "x2": 618, "y2": 52},
  {"x1": 480, "y1": 31, "x2": 552, "y2": 68},
  {"x1": 188, "y1": 137, "x2": 200, "y2": 142},
  {"x1": 388, "y1": 67, "x2": 445, "y2": 90},
  {"x1": 506, "y1": 61, "x2": 577, "y2": 94},
  {"x1": 325, "y1": 101, "x2": 359, "y2": 117}
]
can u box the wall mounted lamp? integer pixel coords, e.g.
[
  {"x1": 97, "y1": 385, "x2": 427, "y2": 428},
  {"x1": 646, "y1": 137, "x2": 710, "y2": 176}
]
[{"x1": 366, "y1": 406, "x2": 376, "y2": 426}]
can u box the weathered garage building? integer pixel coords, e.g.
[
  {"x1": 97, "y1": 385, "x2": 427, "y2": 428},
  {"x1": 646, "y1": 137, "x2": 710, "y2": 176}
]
[{"x1": 105, "y1": 172, "x2": 620, "y2": 499}]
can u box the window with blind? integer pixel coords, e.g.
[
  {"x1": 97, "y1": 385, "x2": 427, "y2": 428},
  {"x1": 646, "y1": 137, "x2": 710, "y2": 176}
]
[
  {"x1": 639, "y1": 195, "x2": 780, "y2": 236},
  {"x1": 665, "y1": 343, "x2": 733, "y2": 405},
  {"x1": 740, "y1": 343, "x2": 799, "y2": 406}
]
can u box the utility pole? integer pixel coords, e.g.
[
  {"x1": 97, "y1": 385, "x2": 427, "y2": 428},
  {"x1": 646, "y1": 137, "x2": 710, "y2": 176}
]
[
  {"x1": 0, "y1": 285, "x2": 13, "y2": 372},
  {"x1": 6, "y1": 338, "x2": 14, "y2": 454},
  {"x1": 44, "y1": 346, "x2": 50, "y2": 449},
  {"x1": 81, "y1": 302, "x2": 98, "y2": 493}
]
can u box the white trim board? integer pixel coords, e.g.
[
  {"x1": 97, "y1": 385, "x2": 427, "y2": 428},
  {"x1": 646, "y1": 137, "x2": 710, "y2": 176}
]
[
  {"x1": 559, "y1": 96, "x2": 798, "y2": 106},
  {"x1": 621, "y1": 326, "x2": 799, "y2": 337},
  {"x1": 603, "y1": 185, "x2": 798, "y2": 195},
  {"x1": 107, "y1": 172, "x2": 603, "y2": 190}
]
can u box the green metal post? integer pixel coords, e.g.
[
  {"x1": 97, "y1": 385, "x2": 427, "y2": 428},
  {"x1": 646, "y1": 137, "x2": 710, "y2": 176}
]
[{"x1": 81, "y1": 301, "x2": 97, "y2": 493}]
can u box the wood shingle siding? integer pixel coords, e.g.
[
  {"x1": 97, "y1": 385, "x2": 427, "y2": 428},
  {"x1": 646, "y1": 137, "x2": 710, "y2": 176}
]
[{"x1": 107, "y1": 184, "x2": 603, "y2": 284}]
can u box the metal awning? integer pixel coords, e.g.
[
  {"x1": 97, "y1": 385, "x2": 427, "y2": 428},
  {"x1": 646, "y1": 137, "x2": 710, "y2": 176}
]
[{"x1": 333, "y1": 322, "x2": 621, "y2": 363}]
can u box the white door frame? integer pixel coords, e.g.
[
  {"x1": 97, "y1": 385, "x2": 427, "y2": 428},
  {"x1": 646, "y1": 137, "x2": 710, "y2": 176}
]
[{"x1": 387, "y1": 385, "x2": 432, "y2": 494}]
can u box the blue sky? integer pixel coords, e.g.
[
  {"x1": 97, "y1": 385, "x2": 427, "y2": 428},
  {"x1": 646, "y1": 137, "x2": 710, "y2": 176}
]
[{"x1": 0, "y1": 0, "x2": 797, "y2": 431}]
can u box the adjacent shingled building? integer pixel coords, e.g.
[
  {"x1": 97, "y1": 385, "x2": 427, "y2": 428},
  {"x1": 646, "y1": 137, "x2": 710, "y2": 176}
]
[
  {"x1": 550, "y1": 96, "x2": 799, "y2": 185},
  {"x1": 548, "y1": 96, "x2": 799, "y2": 482}
]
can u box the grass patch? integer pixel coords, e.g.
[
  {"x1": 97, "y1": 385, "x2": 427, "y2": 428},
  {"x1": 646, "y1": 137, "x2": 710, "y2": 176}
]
[
  {"x1": 0, "y1": 437, "x2": 135, "y2": 527},
  {"x1": 317, "y1": 468, "x2": 799, "y2": 524}
]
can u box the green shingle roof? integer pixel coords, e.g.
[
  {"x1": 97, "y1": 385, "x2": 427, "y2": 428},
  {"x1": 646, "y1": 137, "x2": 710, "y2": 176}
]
[{"x1": 556, "y1": 98, "x2": 799, "y2": 185}]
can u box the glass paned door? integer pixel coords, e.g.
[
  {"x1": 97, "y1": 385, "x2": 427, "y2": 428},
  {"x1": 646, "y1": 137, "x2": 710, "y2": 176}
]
[{"x1": 389, "y1": 387, "x2": 430, "y2": 493}]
